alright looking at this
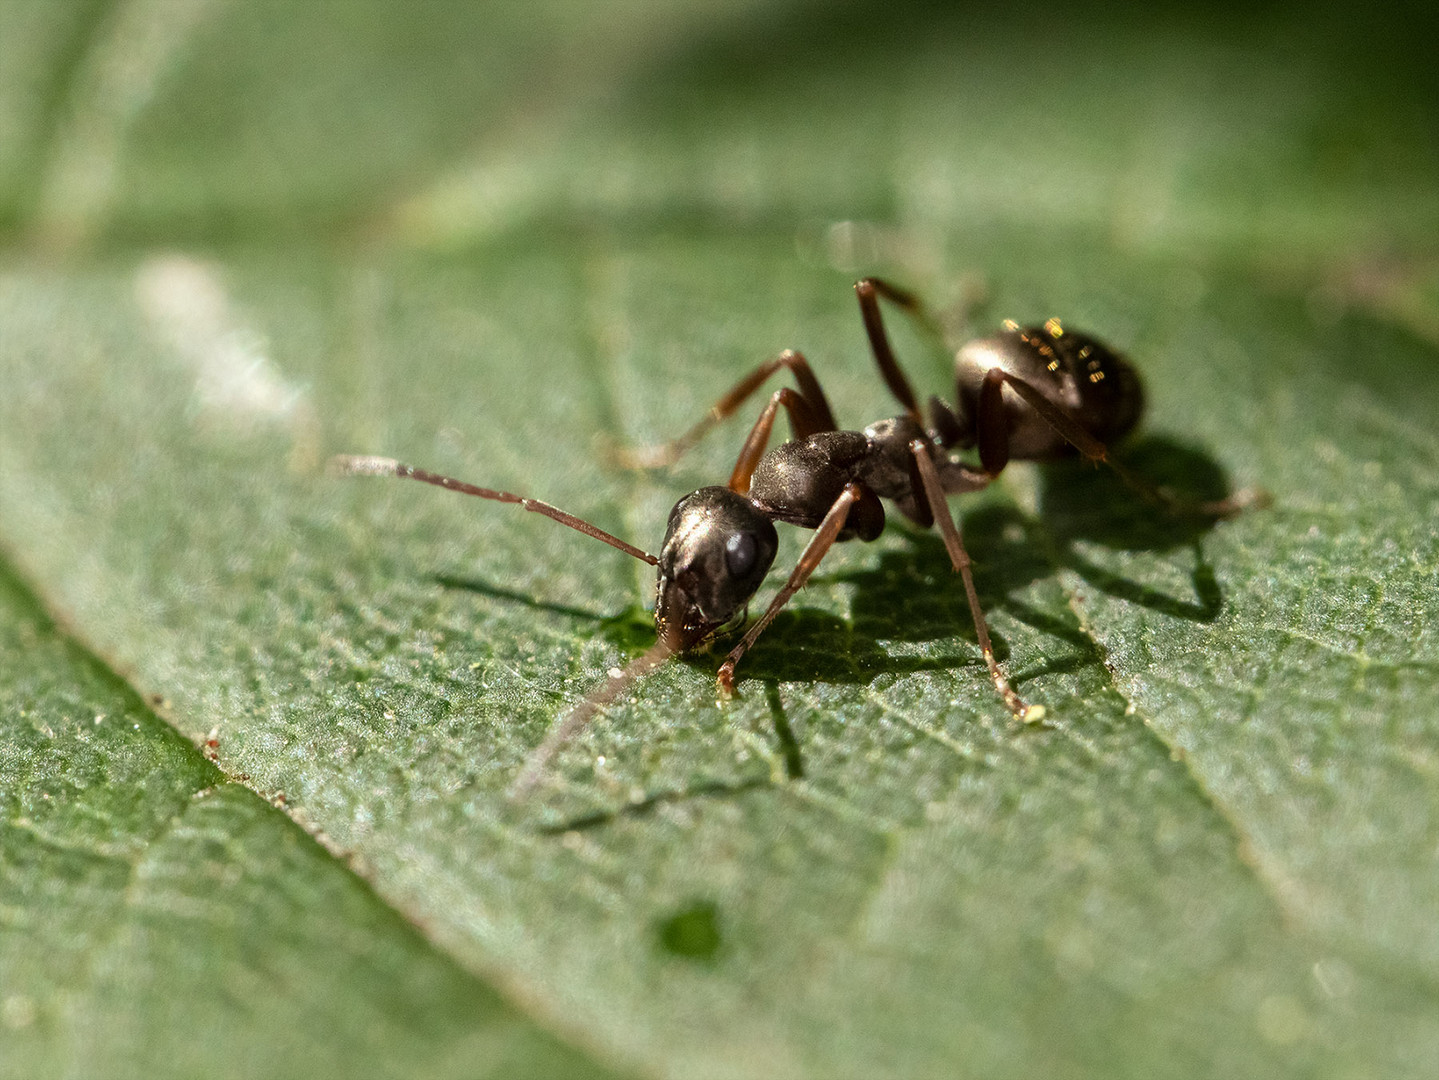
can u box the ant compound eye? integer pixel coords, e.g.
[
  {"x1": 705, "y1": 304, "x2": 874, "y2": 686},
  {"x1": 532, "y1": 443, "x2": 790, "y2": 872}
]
[{"x1": 725, "y1": 532, "x2": 759, "y2": 577}]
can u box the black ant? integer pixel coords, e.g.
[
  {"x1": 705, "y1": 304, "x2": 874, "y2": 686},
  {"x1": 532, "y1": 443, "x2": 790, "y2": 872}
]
[{"x1": 334, "y1": 278, "x2": 1254, "y2": 795}]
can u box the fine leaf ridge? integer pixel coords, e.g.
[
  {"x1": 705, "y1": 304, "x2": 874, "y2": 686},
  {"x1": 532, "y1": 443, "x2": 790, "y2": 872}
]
[{"x1": 1058, "y1": 570, "x2": 1314, "y2": 934}]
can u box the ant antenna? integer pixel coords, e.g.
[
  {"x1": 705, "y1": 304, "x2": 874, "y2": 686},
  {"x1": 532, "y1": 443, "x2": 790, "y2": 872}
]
[
  {"x1": 333, "y1": 454, "x2": 674, "y2": 797},
  {"x1": 329, "y1": 455, "x2": 659, "y2": 565},
  {"x1": 507, "y1": 636, "x2": 676, "y2": 801}
]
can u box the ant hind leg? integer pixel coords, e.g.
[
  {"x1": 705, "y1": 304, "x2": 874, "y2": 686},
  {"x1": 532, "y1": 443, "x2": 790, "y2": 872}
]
[
  {"x1": 980, "y1": 370, "x2": 1265, "y2": 519},
  {"x1": 909, "y1": 439, "x2": 1041, "y2": 722}
]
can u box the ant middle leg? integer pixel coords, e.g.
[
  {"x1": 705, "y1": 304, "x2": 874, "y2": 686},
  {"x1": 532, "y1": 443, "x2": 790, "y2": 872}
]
[
  {"x1": 909, "y1": 439, "x2": 1040, "y2": 722},
  {"x1": 976, "y1": 369, "x2": 1261, "y2": 518},
  {"x1": 618, "y1": 349, "x2": 837, "y2": 468},
  {"x1": 854, "y1": 277, "x2": 926, "y2": 422}
]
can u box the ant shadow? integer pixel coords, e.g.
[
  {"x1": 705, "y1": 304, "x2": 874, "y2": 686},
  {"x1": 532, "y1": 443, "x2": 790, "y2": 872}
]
[
  {"x1": 1031, "y1": 434, "x2": 1232, "y2": 621},
  {"x1": 438, "y1": 435, "x2": 1238, "y2": 797},
  {"x1": 737, "y1": 434, "x2": 1234, "y2": 684},
  {"x1": 432, "y1": 575, "x2": 656, "y2": 653},
  {"x1": 535, "y1": 774, "x2": 773, "y2": 834}
]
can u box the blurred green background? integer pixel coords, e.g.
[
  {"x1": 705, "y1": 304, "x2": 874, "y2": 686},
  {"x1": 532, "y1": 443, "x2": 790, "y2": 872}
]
[{"x1": 2, "y1": 1, "x2": 1437, "y2": 1077}]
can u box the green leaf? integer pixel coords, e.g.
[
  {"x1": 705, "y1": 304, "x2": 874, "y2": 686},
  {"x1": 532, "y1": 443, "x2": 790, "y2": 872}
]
[
  {"x1": 2, "y1": 1, "x2": 1437, "y2": 1077},
  {"x1": 0, "y1": 565, "x2": 620, "y2": 1079}
]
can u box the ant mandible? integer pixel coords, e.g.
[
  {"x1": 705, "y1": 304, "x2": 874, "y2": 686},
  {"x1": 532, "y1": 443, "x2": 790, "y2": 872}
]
[{"x1": 334, "y1": 278, "x2": 1250, "y2": 795}]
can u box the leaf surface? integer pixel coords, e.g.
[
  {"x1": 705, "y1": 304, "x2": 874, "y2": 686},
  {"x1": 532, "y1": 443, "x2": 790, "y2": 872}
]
[{"x1": 1, "y1": 1, "x2": 1437, "y2": 1077}]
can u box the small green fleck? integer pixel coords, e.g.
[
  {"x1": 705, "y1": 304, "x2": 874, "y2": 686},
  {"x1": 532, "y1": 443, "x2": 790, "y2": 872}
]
[{"x1": 656, "y1": 901, "x2": 723, "y2": 964}]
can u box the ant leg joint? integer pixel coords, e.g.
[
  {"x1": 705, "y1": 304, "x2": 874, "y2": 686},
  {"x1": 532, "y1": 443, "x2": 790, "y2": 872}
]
[{"x1": 716, "y1": 662, "x2": 738, "y2": 700}]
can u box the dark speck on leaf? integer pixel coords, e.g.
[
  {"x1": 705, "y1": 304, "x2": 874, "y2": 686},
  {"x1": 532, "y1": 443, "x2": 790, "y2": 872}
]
[{"x1": 656, "y1": 900, "x2": 723, "y2": 964}]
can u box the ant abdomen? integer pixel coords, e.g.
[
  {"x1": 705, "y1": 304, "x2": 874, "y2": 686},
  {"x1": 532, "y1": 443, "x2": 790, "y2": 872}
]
[{"x1": 946, "y1": 319, "x2": 1145, "y2": 462}]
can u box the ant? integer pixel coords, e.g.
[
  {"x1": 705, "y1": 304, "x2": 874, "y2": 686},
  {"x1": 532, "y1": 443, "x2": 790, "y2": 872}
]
[{"x1": 334, "y1": 278, "x2": 1254, "y2": 795}]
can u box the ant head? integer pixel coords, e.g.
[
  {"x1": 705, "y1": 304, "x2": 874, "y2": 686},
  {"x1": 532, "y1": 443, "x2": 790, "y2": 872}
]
[{"x1": 655, "y1": 486, "x2": 779, "y2": 652}]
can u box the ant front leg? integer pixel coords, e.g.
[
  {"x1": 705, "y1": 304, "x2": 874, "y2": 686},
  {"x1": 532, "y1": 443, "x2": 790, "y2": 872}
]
[
  {"x1": 910, "y1": 440, "x2": 1041, "y2": 722},
  {"x1": 716, "y1": 482, "x2": 877, "y2": 697},
  {"x1": 978, "y1": 370, "x2": 1260, "y2": 519},
  {"x1": 727, "y1": 387, "x2": 829, "y2": 494},
  {"x1": 618, "y1": 349, "x2": 837, "y2": 468}
]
